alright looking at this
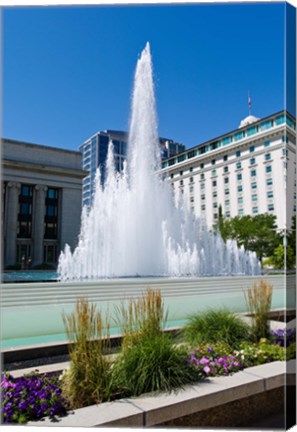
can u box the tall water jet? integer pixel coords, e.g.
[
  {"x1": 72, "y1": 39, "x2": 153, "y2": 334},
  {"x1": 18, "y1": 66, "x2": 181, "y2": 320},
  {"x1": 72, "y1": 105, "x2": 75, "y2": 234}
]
[{"x1": 58, "y1": 43, "x2": 261, "y2": 281}]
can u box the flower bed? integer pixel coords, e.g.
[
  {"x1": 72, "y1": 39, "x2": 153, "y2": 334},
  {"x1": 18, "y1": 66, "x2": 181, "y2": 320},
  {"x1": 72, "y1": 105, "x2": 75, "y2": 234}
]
[
  {"x1": 1, "y1": 372, "x2": 67, "y2": 424},
  {"x1": 2, "y1": 287, "x2": 296, "y2": 425}
]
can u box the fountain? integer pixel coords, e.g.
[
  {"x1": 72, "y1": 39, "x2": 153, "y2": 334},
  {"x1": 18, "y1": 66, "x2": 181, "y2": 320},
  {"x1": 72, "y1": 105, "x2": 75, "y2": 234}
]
[{"x1": 58, "y1": 42, "x2": 260, "y2": 281}]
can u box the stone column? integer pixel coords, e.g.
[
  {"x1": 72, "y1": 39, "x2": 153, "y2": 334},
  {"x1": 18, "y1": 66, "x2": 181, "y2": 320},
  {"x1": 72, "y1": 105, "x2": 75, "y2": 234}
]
[
  {"x1": 33, "y1": 185, "x2": 47, "y2": 266},
  {"x1": 5, "y1": 182, "x2": 21, "y2": 267}
]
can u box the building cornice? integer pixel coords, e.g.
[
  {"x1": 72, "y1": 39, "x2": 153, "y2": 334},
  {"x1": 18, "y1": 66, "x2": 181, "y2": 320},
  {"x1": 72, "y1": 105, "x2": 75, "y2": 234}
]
[{"x1": 3, "y1": 159, "x2": 87, "y2": 179}]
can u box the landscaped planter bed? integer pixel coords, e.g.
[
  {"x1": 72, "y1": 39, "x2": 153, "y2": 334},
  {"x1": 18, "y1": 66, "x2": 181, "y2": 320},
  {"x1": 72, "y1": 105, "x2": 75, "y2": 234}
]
[
  {"x1": 2, "y1": 285, "x2": 296, "y2": 427},
  {"x1": 25, "y1": 360, "x2": 293, "y2": 428}
]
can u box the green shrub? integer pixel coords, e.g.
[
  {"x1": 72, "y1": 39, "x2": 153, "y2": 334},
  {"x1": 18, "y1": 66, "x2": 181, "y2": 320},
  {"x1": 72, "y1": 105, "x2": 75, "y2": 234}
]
[
  {"x1": 183, "y1": 309, "x2": 251, "y2": 349},
  {"x1": 113, "y1": 289, "x2": 196, "y2": 396},
  {"x1": 236, "y1": 340, "x2": 285, "y2": 366},
  {"x1": 286, "y1": 342, "x2": 296, "y2": 360},
  {"x1": 61, "y1": 298, "x2": 113, "y2": 409},
  {"x1": 244, "y1": 278, "x2": 273, "y2": 341}
]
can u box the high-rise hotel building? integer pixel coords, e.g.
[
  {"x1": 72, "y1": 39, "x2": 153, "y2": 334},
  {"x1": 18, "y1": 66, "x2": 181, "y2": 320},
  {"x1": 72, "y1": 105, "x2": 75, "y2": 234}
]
[
  {"x1": 161, "y1": 110, "x2": 296, "y2": 230},
  {"x1": 79, "y1": 130, "x2": 185, "y2": 206}
]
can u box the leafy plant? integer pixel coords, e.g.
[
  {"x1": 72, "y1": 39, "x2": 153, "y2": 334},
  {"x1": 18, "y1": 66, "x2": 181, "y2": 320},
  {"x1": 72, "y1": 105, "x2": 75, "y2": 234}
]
[
  {"x1": 61, "y1": 298, "x2": 113, "y2": 409},
  {"x1": 113, "y1": 288, "x2": 196, "y2": 396},
  {"x1": 1, "y1": 371, "x2": 67, "y2": 424},
  {"x1": 244, "y1": 278, "x2": 272, "y2": 341},
  {"x1": 188, "y1": 345, "x2": 244, "y2": 378},
  {"x1": 236, "y1": 340, "x2": 285, "y2": 366},
  {"x1": 271, "y1": 328, "x2": 296, "y2": 347},
  {"x1": 183, "y1": 308, "x2": 251, "y2": 349},
  {"x1": 286, "y1": 342, "x2": 296, "y2": 360}
]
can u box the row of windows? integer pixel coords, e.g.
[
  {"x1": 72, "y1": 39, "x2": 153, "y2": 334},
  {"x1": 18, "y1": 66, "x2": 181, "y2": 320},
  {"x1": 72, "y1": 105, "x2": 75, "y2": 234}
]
[
  {"x1": 170, "y1": 141, "x2": 272, "y2": 178},
  {"x1": 200, "y1": 203, "x2": 275, "y2": 216},
  {"x1": 16, "y1": 185, "x2": 59, "y2": 239},
  {"x1": 194, "y1": 190, "x2": 274, "y2": 206},
  {"x1": 162, "y1": 112, "x2": 294, "y2": 169}
]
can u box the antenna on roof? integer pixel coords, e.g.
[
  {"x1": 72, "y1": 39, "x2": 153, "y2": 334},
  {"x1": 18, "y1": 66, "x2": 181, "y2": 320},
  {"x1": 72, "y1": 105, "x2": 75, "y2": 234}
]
[{"x1": 248, "y1": 91, "x2": 252, "y2": 116}]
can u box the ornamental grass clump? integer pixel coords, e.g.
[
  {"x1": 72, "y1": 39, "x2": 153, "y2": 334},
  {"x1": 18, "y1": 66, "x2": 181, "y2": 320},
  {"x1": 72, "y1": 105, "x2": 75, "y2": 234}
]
[
  {"x1": 113, "y1": 288, "x2": 196, "y2": 396},
  {"x1": 1, "y1": 371, "x2": 67, "y2": 424},
  {"x1": 62, "y1": 298, "x2": 113, "y2": 409},
  {"x1": 244, "y1": 278, "x2": 272, "y2": 342},
  {"x1": 183, "y1": 308, "x2": 251, "y2": 349}
]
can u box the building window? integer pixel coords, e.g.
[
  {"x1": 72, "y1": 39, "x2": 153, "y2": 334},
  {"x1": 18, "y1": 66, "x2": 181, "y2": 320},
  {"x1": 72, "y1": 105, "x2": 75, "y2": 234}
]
[
  {"x1": 201, "y1": 194, "x2": 205, "y2": 200},
  {"x1": 224, "y1": 166, "x2": 228, "y2": 173},
  {"x1": 224, "y1": 155, "x2": 228, "y2": 161},
  {"x1": 252, "y1": 194, "x2": 257, "y2": 201},
  {"x1": 250, "y1": 157, "x2": 256, "y2": 165},
  {"x1": 189, "y1": 167, "x2": 193, "y2": 172},
  {"x1": 211, "y1": 169, "x2": 217, "y2": 177},
  {"x1": 18, "y1": 184, "x2": 33, "y2": 239},
  {"x1": 189, "y1": 186, "x2": 194, "y2": 193},
  {"x1": 226, "y1": 211, "x2": 231, "y2": 217},
  {"x1": 267, "y1": 191, "x2": 274, "y2": 199},
  {"x1": 268, "y1": 204, "x2": 274, "y2": 212},
  {"x1": 190, "y1": 196, "x2": 194, "y2": 203},
  {"x1": 247, "y1": 126, "x2": 258, "y2": 137},
  {"x1": 266, "y1": 166, "x2": 272, "y2": 174},
  {"x1": 224, "y1": 177, "x2": 229, "y2": 184},
  {"x1": 250, "y1": 145, "x2": 255, "y2": 153},
  {"x1": 251, "y1": 170, "x2": 256, "y2": 177},
  {"x1": 238, "y1": 208, "x2": 244, "y2": 215},
  {"x1": 212, "y1": 180, "x2": 217, "y2": 187},
  {"x1": 237, "y1": 173, "x2": 242, "y2": 181},
  {"x1": 170, "y1": 173, "x2": 174, "y2": 179},
  {"x1": 201, "y1": 183, "x2": 205, "y2": 190},
  {"x1": 213, "y1": 202, "x2": 218, "y2": 209},
  {"x1": 264, "y1": 141, "x2": 270, "y2": 148},
  {"x1": 212, "y1": 159, "x2": 216, "y2": 165},
  {"x1": 180, "y1": 171, "x2": 183, "y2": 176},
  {"x1": 238, "y1": 197, "x2": 243, "y2": 204},
  {"x1": 234, "y1": 131, "x2": 244, "y2": 141},
  {"x1": 225, "y1": 199, "x2": 230, "y2": 206},
  {"x1": 225, "y1": 188, "x2": 230, "y2": 195},
  {"x1": 44, "y1": 188, "x2": 59, "y2": 240},
  {"x1": 180, "y1": 180, "x2": 184, "y2": 186},
  {"x1": 213, "y1": 191, "x2": 217, "y2": 198},
  {"x1": 213, "y1": 213, "x2": 218, "y2": 220},
  {"x1": 237, "y1": 185, "x2": 243, "y2": 193},
  {"x1": 236, "y1": 162, "x2": 242, "y2": 170},
  {"x1": 236, "y1": 150, "x2": 241, "y2": 158},
  {"x1": 251, "y1": 182, "x2": 257, "y2": 189},
  {"x1": 265, "y1": 153, "x2": 271, "y2": 161},
  {"x1": 201, "y1": 204, "x2": 206, "y2": 211},
  {"x1": 190, "y1": 177, "x2": 194, "y2": 183},
  {"x1": 200, "y1": 173, "x2": 205, "y2": 180},
  {"x1": 200, "y1": 163, "x2": 204, "y2": 169},
  {"x1": 44, "y1": 244, "x2": 58, "y2": 264},
  {"x1": 252, "y1": 207, "x2": 258, "y2": 214}
]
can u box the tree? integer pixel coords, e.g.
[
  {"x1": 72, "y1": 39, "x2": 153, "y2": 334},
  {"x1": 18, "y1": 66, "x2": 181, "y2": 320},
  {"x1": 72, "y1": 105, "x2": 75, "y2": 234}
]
[
  {"x1": 271, "y1": 244, "x2": 295, "y2": 270},
  {"x1": 214, "y1": 213, "x2": 282, "y2": 263}
]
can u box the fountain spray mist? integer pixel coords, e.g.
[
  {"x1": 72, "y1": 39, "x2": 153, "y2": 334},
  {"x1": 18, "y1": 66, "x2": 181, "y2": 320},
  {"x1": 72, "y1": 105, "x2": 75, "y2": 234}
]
[{"x1": 58, "y1": 43, "x2": 261, "y2": 280}]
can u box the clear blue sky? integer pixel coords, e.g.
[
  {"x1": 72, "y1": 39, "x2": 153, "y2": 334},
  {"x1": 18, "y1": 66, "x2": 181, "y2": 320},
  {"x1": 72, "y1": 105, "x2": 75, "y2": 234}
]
[{"x1": 2, "y1": 2, "x2": 295, "y2": 151}]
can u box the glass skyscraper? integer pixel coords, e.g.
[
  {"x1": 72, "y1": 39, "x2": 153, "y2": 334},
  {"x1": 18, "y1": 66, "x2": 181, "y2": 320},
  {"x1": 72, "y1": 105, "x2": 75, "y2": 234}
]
[{"x1": 79, "y1": 130, "x2": 185, "y2": 206}]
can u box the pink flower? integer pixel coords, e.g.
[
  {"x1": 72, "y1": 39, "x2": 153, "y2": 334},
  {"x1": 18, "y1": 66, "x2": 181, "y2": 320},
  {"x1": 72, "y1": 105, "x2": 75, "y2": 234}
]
[{"x1": 203, "y1": 366, "x2": 211, "y2": 374}]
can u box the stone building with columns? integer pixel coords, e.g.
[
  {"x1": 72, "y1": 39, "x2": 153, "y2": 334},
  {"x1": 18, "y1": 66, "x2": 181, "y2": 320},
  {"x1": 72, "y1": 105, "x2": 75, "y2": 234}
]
[{"x1": 2, "y1": 138, "x2": 85, "y2": 269}]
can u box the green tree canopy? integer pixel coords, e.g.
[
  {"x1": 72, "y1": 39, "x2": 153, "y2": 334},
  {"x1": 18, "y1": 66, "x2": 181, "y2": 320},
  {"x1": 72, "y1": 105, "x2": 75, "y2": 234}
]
[{"x1": 214, "y1": 212, "x2": 282, "y2": 262}]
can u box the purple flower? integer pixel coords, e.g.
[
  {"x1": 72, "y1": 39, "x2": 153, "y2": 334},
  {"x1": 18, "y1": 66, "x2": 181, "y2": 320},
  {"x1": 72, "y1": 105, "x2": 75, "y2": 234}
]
[
  {"x1": 203, "y1": 366, "x2": 211, "y2": 374},
  {"x1": 19, "y1": 401, "x2": 28, "y2": 410}
]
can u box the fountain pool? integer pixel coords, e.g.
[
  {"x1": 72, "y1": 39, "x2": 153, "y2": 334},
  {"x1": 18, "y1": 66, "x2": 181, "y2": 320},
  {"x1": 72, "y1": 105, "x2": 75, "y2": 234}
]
[{"x1": 1, "y1": 274, "x2": 294, "y2": 349}]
